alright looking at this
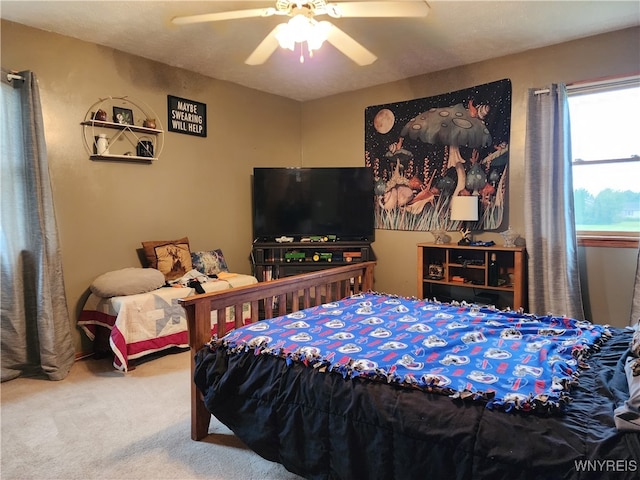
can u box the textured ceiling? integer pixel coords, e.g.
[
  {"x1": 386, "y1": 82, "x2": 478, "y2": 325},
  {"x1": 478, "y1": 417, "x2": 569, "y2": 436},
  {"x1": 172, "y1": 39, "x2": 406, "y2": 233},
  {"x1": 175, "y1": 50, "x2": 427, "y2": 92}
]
[{"x1": 2, "y1": 1, "x2": 639, "y2": 101}]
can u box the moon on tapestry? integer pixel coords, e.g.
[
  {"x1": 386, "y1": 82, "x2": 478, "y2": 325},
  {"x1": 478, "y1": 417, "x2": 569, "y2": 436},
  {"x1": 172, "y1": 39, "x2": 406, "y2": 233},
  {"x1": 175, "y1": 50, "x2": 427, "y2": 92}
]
[
  {"x1": 373, "y1": 108, "x2": 395, "y2": 134},
  {"x1": 364, "y1": 79, "x2": 512, "y2": 232}
]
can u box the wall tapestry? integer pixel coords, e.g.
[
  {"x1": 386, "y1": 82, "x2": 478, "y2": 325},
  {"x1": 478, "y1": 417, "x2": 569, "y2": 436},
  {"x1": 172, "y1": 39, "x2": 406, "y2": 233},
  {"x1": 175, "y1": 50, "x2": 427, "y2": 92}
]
[{"x1": 365, "y1": 79, "x2": 512, "y2": 232}]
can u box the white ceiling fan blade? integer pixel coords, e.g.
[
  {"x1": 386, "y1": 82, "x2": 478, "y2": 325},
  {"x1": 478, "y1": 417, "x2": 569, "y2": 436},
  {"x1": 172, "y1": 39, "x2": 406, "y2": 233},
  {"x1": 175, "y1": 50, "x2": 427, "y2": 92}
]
[
  {"x1": 245, "y1": 25, "x2": 285, "y2": 65},
  {"x1": 325, "y1": 23, "x2": 377, "y2": 66},
  {"x1": 325, "y1": 1, "x2": 429, "y2": 18},
  {"x1": 172, "y1": 8, "x2": 274, "y2": 26}
]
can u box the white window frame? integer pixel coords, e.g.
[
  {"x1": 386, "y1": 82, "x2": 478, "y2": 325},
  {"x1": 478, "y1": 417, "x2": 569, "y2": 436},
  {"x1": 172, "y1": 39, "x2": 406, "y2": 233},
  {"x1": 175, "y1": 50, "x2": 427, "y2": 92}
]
[{"x1": 567, "y1": 75, "x2": 640, "y2": 248}]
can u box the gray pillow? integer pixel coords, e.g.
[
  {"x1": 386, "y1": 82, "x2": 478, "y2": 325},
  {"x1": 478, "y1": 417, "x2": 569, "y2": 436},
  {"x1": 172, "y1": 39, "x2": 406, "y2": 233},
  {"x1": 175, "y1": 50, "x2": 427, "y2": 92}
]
[{"x1": 90, "y1": 267, "x2": 165, "y2": 298}]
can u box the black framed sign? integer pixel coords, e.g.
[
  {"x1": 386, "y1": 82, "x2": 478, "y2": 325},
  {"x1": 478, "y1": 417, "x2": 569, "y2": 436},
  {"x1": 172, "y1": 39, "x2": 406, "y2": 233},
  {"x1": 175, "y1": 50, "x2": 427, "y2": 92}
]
[{"x1": 167, "y1": 95, "x2": 207, "y2": 137}]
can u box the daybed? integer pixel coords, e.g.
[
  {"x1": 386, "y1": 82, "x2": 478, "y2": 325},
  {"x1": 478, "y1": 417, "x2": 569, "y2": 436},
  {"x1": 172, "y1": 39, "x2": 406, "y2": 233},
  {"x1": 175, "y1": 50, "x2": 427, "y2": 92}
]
[
  {"x1": 78, "y1": 238, "x2": 257, "y2": 371},
  {"x1": 180, "y1": 262, "x2": 639, "y2": 480},
  {"x1": 78, "y1": 273, "x2": 256, "y2": 371}
]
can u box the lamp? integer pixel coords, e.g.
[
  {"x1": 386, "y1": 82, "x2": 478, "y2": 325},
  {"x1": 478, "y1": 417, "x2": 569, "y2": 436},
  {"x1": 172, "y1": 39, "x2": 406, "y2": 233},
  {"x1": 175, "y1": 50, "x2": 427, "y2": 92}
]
[
  {"x1": 275, "y1": 13, "x2": 331, "y2": 63},
  {"x1": 450, "y1": 196, "x2": 479, "y2": 245}
]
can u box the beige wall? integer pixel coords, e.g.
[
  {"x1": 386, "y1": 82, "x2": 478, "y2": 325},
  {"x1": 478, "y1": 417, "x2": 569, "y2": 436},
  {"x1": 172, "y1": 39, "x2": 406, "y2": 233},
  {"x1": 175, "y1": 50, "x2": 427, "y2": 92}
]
[
  {"x1": 301, "y1": 26, "x2": 639, "y2": 326},
  {"x1": 1, "y1": 20, "x2": 303, "y2": 353},
  {"x1": 2, "y1": 20, "x2": 638, "y2": 357}
]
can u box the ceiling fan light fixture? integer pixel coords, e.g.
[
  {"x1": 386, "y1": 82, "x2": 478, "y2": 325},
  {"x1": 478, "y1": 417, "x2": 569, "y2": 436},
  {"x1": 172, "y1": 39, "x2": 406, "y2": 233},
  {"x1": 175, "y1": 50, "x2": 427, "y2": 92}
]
[
  {"x1": 307, "y1": 20, "x2": 332, "y2": 51},
  {"x1": 173, "y1": 0, "x2": 423, "y2": 66},
  {"x1": 275, "y1": 14, "x2": 330, "y2": 53}
]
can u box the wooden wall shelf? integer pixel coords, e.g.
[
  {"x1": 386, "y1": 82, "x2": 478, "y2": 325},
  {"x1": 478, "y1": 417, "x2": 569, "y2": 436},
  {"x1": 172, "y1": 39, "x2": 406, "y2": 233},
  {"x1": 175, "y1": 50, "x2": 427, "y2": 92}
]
[{"x1": 81, "y1": 96, "x2": 164, "y2": 162}]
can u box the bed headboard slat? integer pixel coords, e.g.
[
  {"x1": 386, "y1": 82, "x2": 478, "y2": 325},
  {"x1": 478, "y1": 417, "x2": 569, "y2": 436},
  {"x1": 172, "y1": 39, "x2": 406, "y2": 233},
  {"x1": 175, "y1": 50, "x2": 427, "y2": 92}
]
[{"x1": 303, "y1": 288, "x2": 312, "y2": 309}]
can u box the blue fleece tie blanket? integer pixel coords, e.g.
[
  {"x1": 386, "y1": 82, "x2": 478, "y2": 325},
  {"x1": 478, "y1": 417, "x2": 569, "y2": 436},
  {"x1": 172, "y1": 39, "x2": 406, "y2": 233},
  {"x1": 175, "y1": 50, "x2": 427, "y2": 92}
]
[{"x1": 217, "y1": 292, "x2": 610, "y2": 414}]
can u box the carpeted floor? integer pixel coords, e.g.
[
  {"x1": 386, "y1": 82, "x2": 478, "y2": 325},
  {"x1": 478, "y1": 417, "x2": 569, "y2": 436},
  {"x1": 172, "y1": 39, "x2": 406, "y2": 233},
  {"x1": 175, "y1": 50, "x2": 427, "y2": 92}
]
[{"x1": 0, "y1": 349, "x2": 304, "y2": 480}]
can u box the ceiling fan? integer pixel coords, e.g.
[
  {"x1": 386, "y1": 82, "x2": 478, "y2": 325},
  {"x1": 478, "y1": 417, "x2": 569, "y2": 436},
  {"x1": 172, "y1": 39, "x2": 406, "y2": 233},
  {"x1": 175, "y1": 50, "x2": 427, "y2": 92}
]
[{"x1": 171, "y1": 1, "x2": 430, "y2": 65}]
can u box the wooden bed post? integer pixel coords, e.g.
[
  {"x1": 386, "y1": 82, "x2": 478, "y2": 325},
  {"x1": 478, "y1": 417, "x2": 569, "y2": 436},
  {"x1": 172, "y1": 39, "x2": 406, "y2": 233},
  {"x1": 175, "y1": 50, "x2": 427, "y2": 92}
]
[
  {"x1": 179, "y1": 261, "x2": 376, "y2": 441},
  {"x1": 184, "y1": 300, "x2": 214, "y2": 440}
]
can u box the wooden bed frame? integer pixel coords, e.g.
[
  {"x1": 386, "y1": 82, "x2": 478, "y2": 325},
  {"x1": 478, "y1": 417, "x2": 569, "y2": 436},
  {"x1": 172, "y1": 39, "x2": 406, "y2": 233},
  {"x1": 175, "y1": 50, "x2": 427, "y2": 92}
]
[{"x1": 179, "y1": 261, "x2": 376, "y2": 441}]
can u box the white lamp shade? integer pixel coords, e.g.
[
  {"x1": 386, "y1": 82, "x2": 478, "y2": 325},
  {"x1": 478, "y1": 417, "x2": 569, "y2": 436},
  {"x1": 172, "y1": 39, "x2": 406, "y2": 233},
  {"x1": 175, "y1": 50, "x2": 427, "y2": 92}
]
[
  {"x1": 275, "y1": 15, "x2": 330, "y2": 52},
  {"x1": 450, "y1": 196, "x2": 479, "y2": 221}
]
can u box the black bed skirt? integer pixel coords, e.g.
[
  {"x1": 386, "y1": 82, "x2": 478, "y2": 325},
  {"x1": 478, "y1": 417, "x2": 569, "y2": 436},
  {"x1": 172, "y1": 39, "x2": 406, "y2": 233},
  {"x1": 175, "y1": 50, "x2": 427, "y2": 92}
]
[{"x1": 194, "y1": 329, "x2": 639, "y2": 480}]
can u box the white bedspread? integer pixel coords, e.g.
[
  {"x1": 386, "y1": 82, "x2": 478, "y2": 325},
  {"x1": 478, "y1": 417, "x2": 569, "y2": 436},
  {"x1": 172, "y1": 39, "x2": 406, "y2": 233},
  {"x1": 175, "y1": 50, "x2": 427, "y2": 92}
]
[{"x1": 78, "y1": 274, "x2": 257, "y2": 371}]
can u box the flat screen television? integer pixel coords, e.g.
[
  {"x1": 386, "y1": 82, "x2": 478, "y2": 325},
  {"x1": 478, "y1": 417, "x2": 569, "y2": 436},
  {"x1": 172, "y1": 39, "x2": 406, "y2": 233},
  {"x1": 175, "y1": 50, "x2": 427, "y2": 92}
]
[{"x1": 252, "y1": 167, "x2": 375, "y2": 242}]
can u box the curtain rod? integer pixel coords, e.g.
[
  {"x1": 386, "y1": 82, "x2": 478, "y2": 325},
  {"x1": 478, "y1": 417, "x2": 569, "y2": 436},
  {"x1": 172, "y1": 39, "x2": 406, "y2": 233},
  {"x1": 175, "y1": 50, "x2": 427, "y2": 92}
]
[
  {"x1": 1, "y1": 68, "x2": 24, "y2": 85},
  {"x1": 534, "y1": 74, "x2": 640, "y2": 95}
]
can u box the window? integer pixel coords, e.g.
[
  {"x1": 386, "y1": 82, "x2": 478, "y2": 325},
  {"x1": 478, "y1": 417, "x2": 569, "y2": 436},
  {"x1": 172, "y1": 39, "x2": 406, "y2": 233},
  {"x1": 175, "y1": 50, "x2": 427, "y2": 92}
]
[{"x1": 567, "y1": 77, "x2": 640, "y2": 245}]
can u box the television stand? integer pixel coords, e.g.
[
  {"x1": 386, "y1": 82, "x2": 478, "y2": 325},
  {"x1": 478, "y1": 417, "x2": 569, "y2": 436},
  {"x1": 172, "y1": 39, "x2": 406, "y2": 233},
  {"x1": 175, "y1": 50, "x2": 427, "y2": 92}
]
[{"x1": 251, "y1": 240, "x2": 375, "y2": 281}]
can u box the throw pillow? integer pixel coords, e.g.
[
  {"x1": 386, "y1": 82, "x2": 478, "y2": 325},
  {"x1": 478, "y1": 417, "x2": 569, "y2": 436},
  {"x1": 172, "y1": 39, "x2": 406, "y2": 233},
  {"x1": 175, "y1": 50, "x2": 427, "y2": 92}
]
[
  {"x1": 191, "y1": 249, "x2": 229, "y2": 276},
  {"x1": 141, "y1": 237, "x2": 193, "y2": 281},
  {"x1": 90, "y1": 267, "x2": 165, "y2": 298}
]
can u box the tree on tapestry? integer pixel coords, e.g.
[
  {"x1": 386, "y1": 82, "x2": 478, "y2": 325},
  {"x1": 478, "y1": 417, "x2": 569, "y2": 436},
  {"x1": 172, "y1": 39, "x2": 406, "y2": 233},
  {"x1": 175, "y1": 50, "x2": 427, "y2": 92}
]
[{"x1": 365, "y1": 79, "x2": 512, "y2": 232}]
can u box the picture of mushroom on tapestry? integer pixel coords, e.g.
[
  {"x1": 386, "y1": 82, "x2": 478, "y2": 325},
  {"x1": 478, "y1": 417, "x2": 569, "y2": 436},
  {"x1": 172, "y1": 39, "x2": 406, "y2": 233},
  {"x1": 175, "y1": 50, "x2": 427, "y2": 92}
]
[
  {"x1": 365, "y1": 78, "x2": 512, "y2": 234},
  {"x1": 401, "y1": 103, "x2": 492, "y2": 198}
]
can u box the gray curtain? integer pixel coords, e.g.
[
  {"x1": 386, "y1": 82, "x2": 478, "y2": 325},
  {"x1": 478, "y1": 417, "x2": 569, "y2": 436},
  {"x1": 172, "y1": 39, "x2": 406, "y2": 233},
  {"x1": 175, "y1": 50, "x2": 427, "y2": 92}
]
[
  {"x1": 523, "y1": 84, "x2": 585, "y2": 320},
  {"x1": 1, "y1": 69, "x2": 75, "y2": 381}
]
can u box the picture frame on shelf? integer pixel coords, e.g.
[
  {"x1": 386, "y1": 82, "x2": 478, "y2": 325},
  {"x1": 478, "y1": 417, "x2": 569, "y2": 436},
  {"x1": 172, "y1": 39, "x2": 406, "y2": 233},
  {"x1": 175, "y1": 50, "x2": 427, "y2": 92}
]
[
  {"x1": 113, "y1": 107, "x2": 133, "y2": 125},
  {"x1": 428, "y1": 264, "x2": 444, "y2": 280}
]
